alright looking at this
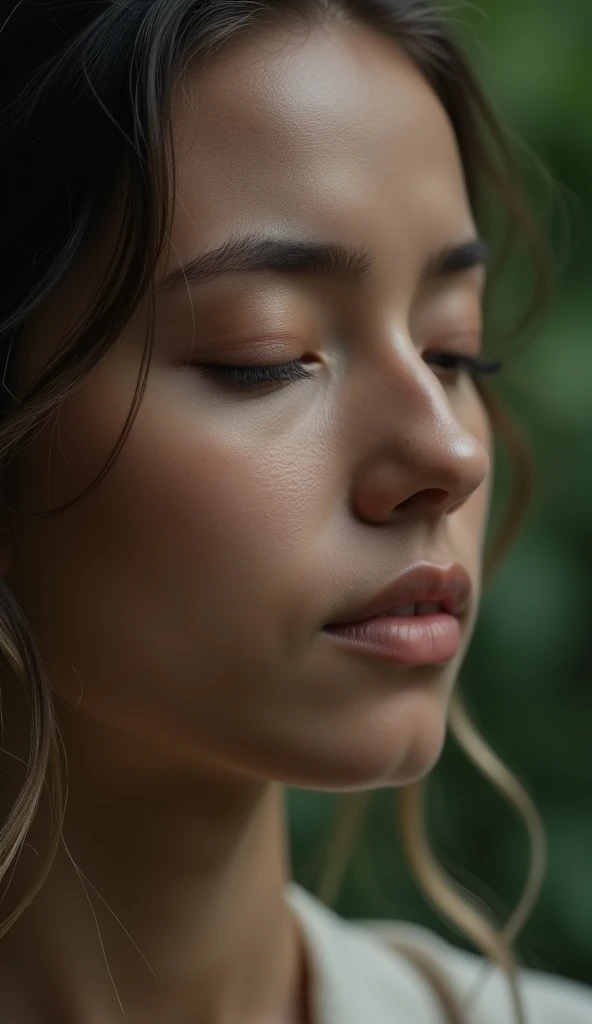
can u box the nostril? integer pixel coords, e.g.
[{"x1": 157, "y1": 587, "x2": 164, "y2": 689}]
[{"x1": 396, "y1": 488, "x2": 449, "y2": 513}]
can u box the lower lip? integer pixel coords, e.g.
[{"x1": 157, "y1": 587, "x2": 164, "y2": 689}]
[{"x1": 322, "y1": 613, "x2": 461, "y2": 666}]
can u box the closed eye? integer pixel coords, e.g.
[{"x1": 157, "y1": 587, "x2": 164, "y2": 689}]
[
  {"x1": 196, "y1": 352, "x2": 503, "y2": 392},
  {"x1": 425, "y1": 352, "x2": 503, "y2": 381}
]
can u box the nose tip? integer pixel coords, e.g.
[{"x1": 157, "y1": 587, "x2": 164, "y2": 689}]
[
  {"x1": 355, "y1": 436, "x2": 489, "y2": 525},
  {"x1": 352, "y1": 342, "x2": 491, "y2": 525},
  {"x1": 391, "y1": 434, "x2": 490, "y2": 521}
]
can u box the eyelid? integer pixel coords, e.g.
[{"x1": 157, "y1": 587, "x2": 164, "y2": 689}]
[
  {"x1": 413, "y1": 284, "x2": 484, "y2": 337},
  {"x1": 423, "y1": 330, "x2": 482, "y2": 355}
]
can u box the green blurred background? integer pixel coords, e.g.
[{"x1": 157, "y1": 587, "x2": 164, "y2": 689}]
[{"x1": 286, "y1": 0, "x2": 592, "y2": 989}]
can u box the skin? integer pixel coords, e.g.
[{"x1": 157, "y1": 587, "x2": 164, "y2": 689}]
[{"x1": 0, "y1": 17, "x2": 492, "y2": 1024}]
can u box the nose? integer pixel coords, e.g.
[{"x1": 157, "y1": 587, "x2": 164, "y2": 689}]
[{"x1": 351, "y1": 345, "x2": 490, "y2": 524}]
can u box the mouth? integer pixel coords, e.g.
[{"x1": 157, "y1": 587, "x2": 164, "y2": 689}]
[
  {"x1": 322, "y1": 610, "x2": 461, "y2": 666},
  {"x1": 354, "y1": 600, "x2": 445, "y2": 620},
  {"x1": 321, "y1": 562, "x2": 471, "y2": 666},
  {"x1": 323, "y1": 562, "x2": 471, "y2": 628}
]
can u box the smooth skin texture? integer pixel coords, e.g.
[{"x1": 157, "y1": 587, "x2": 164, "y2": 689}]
[{"x1": 0, "y1": 18, "x2": 492, "y2": 1024}]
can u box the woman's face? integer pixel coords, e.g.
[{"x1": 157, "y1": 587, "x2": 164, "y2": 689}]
[{"x1": 4, "y1": 21, "x2": 492, "y2": 789}]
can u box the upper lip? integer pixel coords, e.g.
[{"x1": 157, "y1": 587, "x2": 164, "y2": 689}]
[{"x1": 324, "y1": 562, "x2": 472, "y2": 627}]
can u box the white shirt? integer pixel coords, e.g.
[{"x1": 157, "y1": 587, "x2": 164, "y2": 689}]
[{"x1": 285, "y1": 881, "x2": 592, "y2": 1023}]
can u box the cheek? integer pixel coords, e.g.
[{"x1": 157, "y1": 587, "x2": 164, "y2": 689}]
[
  {"x1": 6, "y1": 364, "x2": 323, "y2": 711},
  {"x1": 451, "y1": 389, "x2": 493, "y2": 579},
  {"x1": 473, "y1": 389, "x2": 494, "y2": 523}
]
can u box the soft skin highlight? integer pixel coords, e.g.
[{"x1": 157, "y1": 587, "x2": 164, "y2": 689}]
[{"x1": 0, "y1": 3, "x2": 549, "y2": 1024}]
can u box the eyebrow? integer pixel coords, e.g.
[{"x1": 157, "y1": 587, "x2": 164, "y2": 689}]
[
  {"x1": 426, "y1": 237, "x2": 490, "y2": 277},
  {"x1": 156, "y1": 232, "x2": 489, "y2": 295}
]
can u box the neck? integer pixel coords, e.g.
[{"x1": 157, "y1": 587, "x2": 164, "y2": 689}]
[{"x1": 0, "y1": 713, "x2": 310, "y2": 1024}]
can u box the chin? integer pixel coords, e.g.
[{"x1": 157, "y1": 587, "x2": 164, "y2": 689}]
[{"x1": 271, "y1": 702, "x2": 448, "y2": 794}]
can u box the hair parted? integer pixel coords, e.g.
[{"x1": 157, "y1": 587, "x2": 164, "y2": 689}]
[{"x1": 0, "y1": 3, "x2": 550, "y2": 1022}]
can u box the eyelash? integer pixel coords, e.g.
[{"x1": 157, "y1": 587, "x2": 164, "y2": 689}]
[{"x1": 200, "y1": 353, "x2": 503, "y2": 390}]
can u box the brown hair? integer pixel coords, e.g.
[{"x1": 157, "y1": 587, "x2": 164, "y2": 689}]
[{"x1": 0, "y1": 2, "x2": 550, "y2": 1021}]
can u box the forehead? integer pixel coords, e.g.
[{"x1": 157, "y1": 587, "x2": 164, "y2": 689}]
[{"x1": 169, "y1": 20, "x2": 475, "y2": 287}]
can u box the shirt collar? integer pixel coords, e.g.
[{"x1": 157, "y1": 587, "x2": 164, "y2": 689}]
[{"x1": 284, "y1": 881, "x2": 444, "y2": 1024}]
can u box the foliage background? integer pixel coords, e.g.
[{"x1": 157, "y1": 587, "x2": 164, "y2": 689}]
[{"x1": 286, "y1": 0, "x2": 592, "y2": 989}]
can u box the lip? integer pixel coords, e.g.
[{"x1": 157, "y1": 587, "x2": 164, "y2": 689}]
[{"x1": 323, "y1": 561, "x2": 472, "y2": 628}]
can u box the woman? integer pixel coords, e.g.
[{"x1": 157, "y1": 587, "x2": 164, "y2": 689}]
[{"x1": 0, "y1": 1, "x2": 589, "y2": 1022}]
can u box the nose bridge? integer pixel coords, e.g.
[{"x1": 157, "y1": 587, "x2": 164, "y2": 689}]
[
  {"x1": 353, "y1": 340, "x2": 490, "y2": 520},
  {"x1": 406, "y1": 360, "x2": 485, "y2": 473}
]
